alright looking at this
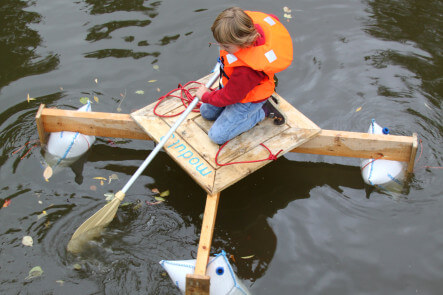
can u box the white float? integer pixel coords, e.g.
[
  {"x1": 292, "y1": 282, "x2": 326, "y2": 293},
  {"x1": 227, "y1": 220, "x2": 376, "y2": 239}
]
[
  {"x1": 46, "y1": 101, "x2": 95, "y2": 165},
  {"x1": 361, "y1": 119, "x2": 406, "y2": 193},
  {"x1": 160, "y1": 251, "x2": 250, "y2": 295}
]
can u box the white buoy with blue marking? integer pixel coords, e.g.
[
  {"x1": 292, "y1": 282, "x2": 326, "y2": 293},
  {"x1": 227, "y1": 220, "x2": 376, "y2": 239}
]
[
  {"x1": 160, "y1": 251, "x2": 250, "y2": 295},
  {"x1": 361, "y1": 119, "x2": 406, "y2": 193},
  {"x1": 46, "y1": 101, "x2": 95, "y2": 165}
]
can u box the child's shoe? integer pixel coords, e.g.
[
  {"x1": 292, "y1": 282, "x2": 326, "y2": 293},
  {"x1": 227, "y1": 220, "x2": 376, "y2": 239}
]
[{"x1": 262, "y1": 96, "x2": 286, "y2": 125}]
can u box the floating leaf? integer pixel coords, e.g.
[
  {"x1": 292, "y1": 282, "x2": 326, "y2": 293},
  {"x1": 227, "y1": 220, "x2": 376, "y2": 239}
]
[
  {"x1": 133, "y1": 202, "x2": 143, "y2": 210},
  {"x1": 56, "y1": 280, "x2": 64, "y2": 286},
  {"x1": 45, "y1": 221, "x2": 51, "y2": 228},
  {"x1": 38, "y1": 200, "x2": 42, "y2": 204},
  {"x1": 151, "y1": 188, "x2": 160, "y2": 194},
  {"x1": 104, "y1": 192, "x2": 115, "y2": 201},
  {"x1": 90, "y1": 185, "x2": 97, "y2": 191},
  {"x1": 160, "y1": 190, "x2": 170, "y2": 197},
  {"x1": 156, "y1": 88, "x2": 161, "y2": 92},
  {"x1": 94, "y1": 96, "x2": 99, "y2": 103},
  {"x1": 135, "y1": 90, "x2": 145, "y2": 95},
  {"x1": 37, "y1": 211, "x2": 47, "y2": 220},
  {"x1": 26, "y1": 266, "x2": 43, "y2": 280},
  {"x1": 283, "y1": 6, "x2": 292, "y2": 13},
  {"x1": 43, "y1": 166, "x2": 53, "y2": 181},
  {"x1": 154, "y1": 196, "x2": 165, "y2": 202},
  {"x1": 148, "y1": 80, "x2": 157, "y2": 83},
  {"x1": 2, "y1": 199, "x2": 11, "y2": 208},
  {"x1": 73, "y1": 263, "x2": 82, "y2": 270},
  {"x1": 153, "y1": 65, "x2": 159, "y2": 70},
  {"x1": 356, "y1": 106, "x2": 362, "y2": 112},
  {"x1": 79, "y1": 97, "x2": 89, "y2": 104},
  {"x1": 230, "y1": 254, "x2": 236, "y2": 263},
  {"x1": 117, "y1": 107, "x2": 122, "y2": 112},
  {"x1": 26, "y1": 93, "x2": 36, "y2": 103},
  {"x1": 108, "y1": 174, "x2": 119, "y2": 184},
  {"x1": 93, "y1": 177, "x2": 107, "y2": 180},
  {"x1": 100, "y1": 180, "x2": 104, "y2": 186},
  {"x1": 94, "y1": 78, "x2": 98, "y2": 84},
  {"x1": 120, "y1": 202, "x2": 131, "y2": 207},
  {"x1": 241, "y1": 255, "x2": 255, "y2": 259},
  {"x1": 284, "y1": 13, "x2": 292, "y2": 19},
  {"x1": 22, "y1": 236, "x2": 33, "y2": 247}
]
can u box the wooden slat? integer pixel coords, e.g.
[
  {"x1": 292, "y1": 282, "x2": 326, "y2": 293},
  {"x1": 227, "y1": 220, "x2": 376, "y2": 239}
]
[
  {"x1": 292, "y1": 129, "x2": 416, "y2": 162},
  {"x1": 132, "y1": 115, "x2": 216, "y2": 194},
  {"x1": 36, "y1": 105, "x2": 417, "y2": 163},
  {"x1": 407, "y1": 133, "x2": 418, "y2": 173},
  {"x1": 40, "y1": 107, "x2": 150, "y2": 140},
  {"x1": 194, "y1": 193, "x2": 220, "y2": 276},
  {"x1": 185, "y1": 274, "x2": 210, "y2": 295},
  {"x1": 35, "y1": 104, "x2": 49, "y2": 145}
]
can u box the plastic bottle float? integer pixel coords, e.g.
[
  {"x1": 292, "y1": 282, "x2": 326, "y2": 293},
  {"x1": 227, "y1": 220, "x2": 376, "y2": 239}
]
[
  {"x1": 45, "y1": 101, "x2": 95, "y2": 166},
  {"x1": 360, "y1": 119, "x2": 406, "y2": 193}
]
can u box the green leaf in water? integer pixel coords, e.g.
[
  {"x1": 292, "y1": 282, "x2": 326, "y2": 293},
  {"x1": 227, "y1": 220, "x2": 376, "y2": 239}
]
[
  {"x1": 79, "y1": 97, "x2": 89, "y2": 104},
  {"x1": 26, "y1": 266, "x2": 43, "y2": 280},
  {"x1": 154, "y1": 196, "x2": 165, "y2": 202},
  {"x1": 160, "y1": 190, "x2": 170, "y2": 197}
]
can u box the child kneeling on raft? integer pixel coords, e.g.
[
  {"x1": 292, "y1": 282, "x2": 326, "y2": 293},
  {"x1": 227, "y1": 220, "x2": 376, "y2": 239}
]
[{"x1": 195, "y1": 7, "x2": 293, "y2": 145}]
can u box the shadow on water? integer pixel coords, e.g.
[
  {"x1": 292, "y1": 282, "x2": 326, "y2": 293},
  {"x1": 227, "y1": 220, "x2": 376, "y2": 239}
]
[{"x1": 0, "y1": 0, "x2": 59, "y2": 90}]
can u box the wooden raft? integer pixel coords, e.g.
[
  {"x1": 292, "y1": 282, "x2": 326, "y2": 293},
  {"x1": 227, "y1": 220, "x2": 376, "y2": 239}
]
[{"x1": 131, "y1": 74, "x2": 321, "y2": 195}]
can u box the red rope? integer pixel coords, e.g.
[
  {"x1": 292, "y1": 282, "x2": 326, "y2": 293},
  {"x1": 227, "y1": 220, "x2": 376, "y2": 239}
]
[
  {"x1": 215, "y1": 140, "x2": 283, "y2": 166},
  {"x1": 153, "y1": 81, "x2": 210, "y2": 117}
]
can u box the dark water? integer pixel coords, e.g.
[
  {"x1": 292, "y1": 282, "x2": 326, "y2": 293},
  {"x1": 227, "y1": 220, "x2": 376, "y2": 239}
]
[{"x1": 0, "y1": 0, "x2": 442, "y2": 294}]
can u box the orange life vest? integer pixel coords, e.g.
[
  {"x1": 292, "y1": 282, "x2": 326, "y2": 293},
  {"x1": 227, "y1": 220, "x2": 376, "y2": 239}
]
[{"x1": 219, "y1": 11, "x2": 293, "y2": 103}]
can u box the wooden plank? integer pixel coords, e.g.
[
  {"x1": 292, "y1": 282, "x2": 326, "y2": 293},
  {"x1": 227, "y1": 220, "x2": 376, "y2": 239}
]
[
  {"x1": 35, "y1": 104, "x2": 49, "y2": 145},
  {"x1": 292, "y1": 129, "x2": 416, "y2": 162},
  {"x1": 164, "y1": 115, "x2": 219, "y2": 168},
  {"x1": 194, "y1": 193, "x2": 220, "y2": 276},
  {"x1": 185, "y1": 274, "x2": 210, "y2": 295},
  {"x1": 39, "y1": 106, "x2": 150, "y2": 140},
  {"x1": 132, "y1": 115, "x2": 216, "y2": 194},
  {"x1": 213, "y1": 127, "x2": 319, "y2": 193},
  {"x1": 407, "y1": 133, "x2": 418, "y2": 173},
  {"x1": 36, "y1": 106, "x2": 417, "y2": 162}
]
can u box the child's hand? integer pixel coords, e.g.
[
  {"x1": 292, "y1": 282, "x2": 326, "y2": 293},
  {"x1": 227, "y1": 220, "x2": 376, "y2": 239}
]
[{"x1": 195, "y1": 85, "x2": 209, "y2": 99}]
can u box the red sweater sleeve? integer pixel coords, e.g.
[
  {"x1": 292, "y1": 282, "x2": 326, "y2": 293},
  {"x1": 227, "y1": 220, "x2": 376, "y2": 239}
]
[{"x1": 201, "y1": 66, "x2": 266, "y2": 107}]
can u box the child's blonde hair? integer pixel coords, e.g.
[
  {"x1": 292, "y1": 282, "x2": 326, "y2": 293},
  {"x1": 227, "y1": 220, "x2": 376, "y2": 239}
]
[{"x1": 211, "y1": 7, "x2": 259, "y2": 48}]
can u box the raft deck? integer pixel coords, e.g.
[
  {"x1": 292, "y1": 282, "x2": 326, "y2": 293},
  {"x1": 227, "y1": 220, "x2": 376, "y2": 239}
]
[{"x1": 131, "y1": 74, "x2": 320, "y2": 195}]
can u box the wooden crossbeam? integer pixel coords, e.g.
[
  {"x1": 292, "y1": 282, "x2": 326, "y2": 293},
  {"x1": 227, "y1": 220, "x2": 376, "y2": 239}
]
[
  {"x1": 35, "y1": 105, "x2": 418, "y2": 165},
  {"x1": 185, "y1": 192, "x2": 220, "y2": 295}
]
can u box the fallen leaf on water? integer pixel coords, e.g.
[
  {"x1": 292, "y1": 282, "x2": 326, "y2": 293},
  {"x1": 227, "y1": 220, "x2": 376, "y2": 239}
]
[
  {"x1": 94, "y1": 78, "x2": 98, "y2": 84},
  {"x1": 135, "y1": 90, "x2": 145, "y2": 95},
  {"x1": 230, "y1": 254, "x2": 236, "y2": 263},
  {"x1": 79, "y1": 97, "x2": 89, "y2": 104},
  {"x1": 153, "y1": 65, "x2": 159, "y2": 70},
  {"x1": 283, "y1": 6, "x2": 292, "y2": 13},
  {"x1": 90, "y1": 185, "x2": 97, "y2": 191},
  {"x1": 117, "y1": 107, "x2": 122, "y2": 112},
  {"x1": 44, "y1": 221, "x2": 51, "y2": 228},
  {"x1": 120, "y1": 202, "x2": 131, "y2": 207},
  {"x1": 94, "y1": 96, "x2": 99, "y2": 103},
  {"x1": 151, "y1": 188, "x2": 160, "y2": 194},
  {"x1": 56, "y1": 280, "x2": 64, "y2": 286},
  {"x1": 146, "y1": 201, "x2": 162, "y2": 205},
  {"x1": 100, "y1": 180, "x2": 104, "y2": 186},
  {"x1": 73, "y1": 263, "x2": 82, "y2": 270},
  {"x1": 26, "y1": 266, "x2": 43, "y2": 280},
  {"x1": 108, "y1": 174, "x2": 119, "y2": 184},
  {"x1": 37, "y1": 211, "x2": 47, "y2": 220},
  {"x1": 133, "y1": 202, "x2": 143, "y2": 210},
  {"x1": 104, "y1": 192, "x2": 115, "y2": 201},
  {"x1": 148, "y1": 80, "x2": 157, "y2": 83},
  {"x1": 241, "y1": 255, "x2": 255, "y2": 259},
  {"x1": 26, "y1": 93, "x2": 36, "y2": 103},
  {"x1": 43, "y1": 166, "x2": 53, "y2": 181},
  {"x1": 154, "y1": 196, "x2": 165, "y2": 202},
  {"x1": 156, "y1": 88, "x2": 161, "y2": 92},
  {"x1": 356, "y1": 106, "x2": 362, "y2": 112},
  {"x1": 160, "y1": 190, "x2": 170, "y2": 197},
  {"x1": 22, "y1": 236, "x2": 33, "y2": 247},
  {"x1": 93, "y1": 177, "x2": 107, "y2": 180},
  {"x1": 2, "y1": 199, "x2": 11, "y2": 208}
]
